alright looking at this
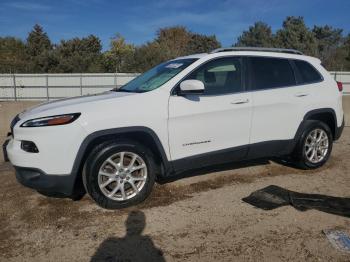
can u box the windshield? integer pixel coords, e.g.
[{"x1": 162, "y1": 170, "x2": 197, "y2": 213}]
[{"x1": 117, "y1": 58, "x2": 197, "y2": 93}]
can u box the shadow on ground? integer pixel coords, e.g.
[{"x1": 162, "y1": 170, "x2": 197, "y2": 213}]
[
  {"x1": 242, "y1": 185, "x2": 350, "y2": 218},
  {"x1": 91, "y1": 210, "x2": 165, "y2": 262}
]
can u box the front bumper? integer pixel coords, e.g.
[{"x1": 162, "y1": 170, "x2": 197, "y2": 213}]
[
  {"x1": 6, "y1": 121, "x2": 86, "y2": 175},
  {"x1": 3, "y1": 136, "x2": 78, "y2": 197},
  {"x1": 14, "y1": 166, "x2": 76, "y2": 196},
  {"x1": 4, "y1": 113, "x2": 87, "y2": 198}
]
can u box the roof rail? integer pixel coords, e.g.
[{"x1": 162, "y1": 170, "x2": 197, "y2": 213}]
[{"x1": 210, "y1": 47, "x2": 303, "y2": 55}]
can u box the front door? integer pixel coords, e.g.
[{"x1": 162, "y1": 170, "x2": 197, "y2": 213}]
[{"x1": 168, "y1": 57, "x2": 252, "y2": 170}]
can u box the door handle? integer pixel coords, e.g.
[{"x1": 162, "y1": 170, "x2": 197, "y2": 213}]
[
  {"x1": 230, "y1": 99, "x2": 249, "y2": 105},
  {"x1": 295, "y1": 93, "x2": 309, "y2": 97}
]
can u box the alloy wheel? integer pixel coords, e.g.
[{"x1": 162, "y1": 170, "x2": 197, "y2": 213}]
[
  {"x1": 304, "y1": 128, "x2": 329, "y2": 164},
  {"x1": 97, "y1": 151, "x2": 147, "y2": 201}
]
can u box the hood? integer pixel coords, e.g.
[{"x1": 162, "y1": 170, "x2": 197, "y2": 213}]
[{"x1": 19, "y1": 91, "x2": 135, "y2": 118}]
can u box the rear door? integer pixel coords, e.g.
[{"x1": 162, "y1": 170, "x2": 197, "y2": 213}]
[{"x1": 247, "y1": 56, "x2": 307, "y2": 157}]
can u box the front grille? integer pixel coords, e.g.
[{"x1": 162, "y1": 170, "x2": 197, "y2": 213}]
[{"x1": 10, "y1": 114, "x2": 20, "y2": 137}]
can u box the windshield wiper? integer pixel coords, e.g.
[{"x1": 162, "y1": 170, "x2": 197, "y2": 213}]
[
  {"x1": 114, "y1": 88, "x2": 148, "y2": 93},
  {"x1": 112, "y1": 89, "x2": 137, "y2": 93}
]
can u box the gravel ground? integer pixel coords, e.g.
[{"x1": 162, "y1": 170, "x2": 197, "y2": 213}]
[{"x1": 0, "y1": 128, "x2": 349, "y2": 262}]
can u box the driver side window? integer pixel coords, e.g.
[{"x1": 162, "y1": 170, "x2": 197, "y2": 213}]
[{"x1": 185, "y1": 57, "x2": 243, "y2": 95}]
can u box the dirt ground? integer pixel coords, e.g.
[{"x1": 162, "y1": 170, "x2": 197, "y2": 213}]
[{"x1": 0, "y1": 129, "x2": 350, "y2": 262}]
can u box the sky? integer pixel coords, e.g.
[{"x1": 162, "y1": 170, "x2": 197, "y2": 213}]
[{"x1": 0, "y1": 0, "x2": 349, "y2": 50}]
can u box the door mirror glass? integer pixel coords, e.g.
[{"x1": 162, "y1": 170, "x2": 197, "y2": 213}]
[{"x1": 179, "y1": 80, "x2": 204, "y2": 95}]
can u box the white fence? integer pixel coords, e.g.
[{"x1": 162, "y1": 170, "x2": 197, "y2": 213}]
[
  {"x1": 0, "y1": 73, "x2": 139, "y2": 100},
  {"x1": 0, "y1": 71, "x2": 349, "y2": 101},
  {"x1": 330, "y1": 72, "x2": 350, "y2": 94}
]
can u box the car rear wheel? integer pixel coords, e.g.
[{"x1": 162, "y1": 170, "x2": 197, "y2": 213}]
[
  {"x1": 83, "y1": 140, "x2": 156, "y2": 209},
  {"x1": 293, "y1": 120, "x2": 333, "y2": 169}
]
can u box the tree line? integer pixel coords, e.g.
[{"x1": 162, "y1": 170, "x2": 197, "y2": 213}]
[{"x1": 0, "y1": 16, "x2": 349, "y2": 74}]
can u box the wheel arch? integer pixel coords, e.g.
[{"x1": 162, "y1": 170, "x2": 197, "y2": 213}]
[
  {"x1": 293, "y1": 108, "x2": 337, "y2": 146},
  {"x1": 70, "y1": 127, "x2": 171, "y2": 196},
  {"x1": 303, "y1": 108, "x2": 337, "y2": 139}
]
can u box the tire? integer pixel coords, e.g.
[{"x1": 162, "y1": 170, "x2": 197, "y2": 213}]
[
  {"x1": 292, "y1": 120, "x2": 333, "y2": 169},
  {"x1": 83, "y1": 140, "x2": 156, "y2": 209}
]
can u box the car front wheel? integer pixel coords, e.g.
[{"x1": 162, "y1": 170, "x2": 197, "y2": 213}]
[{"x1": 83, "y1": 140, "x2": 156, "y2": 209}]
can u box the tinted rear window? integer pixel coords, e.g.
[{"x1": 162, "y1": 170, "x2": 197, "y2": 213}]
[
  {"x1": 294, "y1": 60, "x2": 322, "y2": 84},
  {"x1": 250, "y1": 57, "x2": 296, "y2": 90}
]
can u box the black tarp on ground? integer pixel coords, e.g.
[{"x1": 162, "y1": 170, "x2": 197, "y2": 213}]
[{"x1": 242, "y1": 185, "x2": 350, "y2": 218}]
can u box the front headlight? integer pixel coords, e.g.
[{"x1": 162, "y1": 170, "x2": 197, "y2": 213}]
[{"x1": 20, "y1": 113, "x2": 81, "y2": 127}]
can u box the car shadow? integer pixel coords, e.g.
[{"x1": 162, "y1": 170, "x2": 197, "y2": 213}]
[
  {"x1": 91, "y1": 210, "x2": 165, "y2": 262},
  {"x1": 158, "y1": 158, "x2": 271, "y2": 184},
  {"x1": 242, "y1": 185, "x2": 350, "y2": 218}
]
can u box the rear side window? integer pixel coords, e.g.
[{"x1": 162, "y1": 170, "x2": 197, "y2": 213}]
[
  {"x1": 249, "y1": 57, "x2": 296, "y2": 90},
  {"x1": 294, "y1": 60, "x2": 322, "y2": 84}
]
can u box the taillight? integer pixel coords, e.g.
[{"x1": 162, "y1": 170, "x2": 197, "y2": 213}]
[{"x1": 337, "y1": 81, "x2": 343, "y2": 92}]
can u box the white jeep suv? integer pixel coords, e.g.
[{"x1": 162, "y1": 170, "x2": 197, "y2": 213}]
[{"x1": 3, "y1": 47, "x2": 344, "y2": 209}]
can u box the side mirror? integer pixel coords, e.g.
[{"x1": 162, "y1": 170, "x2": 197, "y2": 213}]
[{"x1": 178, "y1": 80, "x2": 204, "y2": 95}]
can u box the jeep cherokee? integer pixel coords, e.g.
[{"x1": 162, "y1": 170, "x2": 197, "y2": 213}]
[{"x1": 3, "y1": 47, "x2": 344, "y2": 209}]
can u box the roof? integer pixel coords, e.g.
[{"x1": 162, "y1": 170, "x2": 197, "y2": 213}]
[{"x1": 172, "y1": 47, "x2": 320, "y2": 64}]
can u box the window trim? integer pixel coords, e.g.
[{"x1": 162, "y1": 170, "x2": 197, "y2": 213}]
[
  {"x1": 245, "y1": 55, "x2": 324, "y2": 92},
  {"x1": 246, "y1": 56, "x2": 298, "y2": 92},
  {"x1": 290, "y1": 59, "x2": 324, "y2": 86},
  {"x1": 171, "y1": 56, "x2": 246, "y2": 96},
  {"x1": 171, "y1": 55, "x2": 325, "y2": 96}
]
